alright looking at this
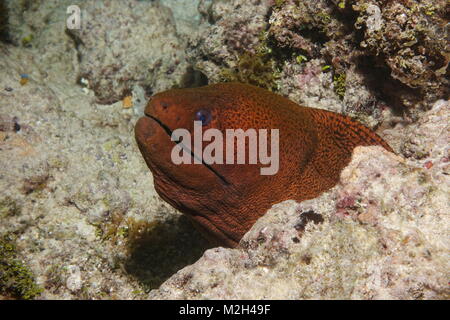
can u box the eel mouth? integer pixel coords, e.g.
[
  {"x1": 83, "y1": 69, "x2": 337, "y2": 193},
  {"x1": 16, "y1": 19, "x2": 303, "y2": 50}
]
[{"x1": 143, "y1": 113, "x2": 230, "y2": 186}]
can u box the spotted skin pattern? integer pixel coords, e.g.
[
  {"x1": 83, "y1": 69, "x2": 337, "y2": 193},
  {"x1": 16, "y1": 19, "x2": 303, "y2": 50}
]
[{"x1": 135, "y1": 83, "x2": 393, "y2": 247}]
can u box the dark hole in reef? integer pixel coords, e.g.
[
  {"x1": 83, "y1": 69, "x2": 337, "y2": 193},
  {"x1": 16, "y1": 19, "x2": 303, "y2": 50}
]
[
  {"x1": 124, "y1": 214, "x2": 213, "y2": 291},
  {"x1": 65, "y1": 29, "x2": 84, "y2": 64},
  {"x1": 294, "y1": 210, "x2": 324, "y2": 232},
  {"x1": 13, "y1": 118, "x2": 20, "y2": 132},
  {"x1": 356, "y1": 55, "x2": 422, "y2": 113},
  {"x1": 179, "y1": 66, "x2": 209, "y2": 89},
  {"x1": 265, "y1": 33, "x2": 311, "y2": 64},
  {"x1": 143, "y1": 85, "x2": 154, "y2": 100},
  {"x1": 0, "y1": 0, "x2": 11, "y2": 43},
  {"x1": 300, "y1": 254, "x2": 312, "y2": 265},
  {"x1": 295, "y1": 26, "x2": 329, "y2": 47}
]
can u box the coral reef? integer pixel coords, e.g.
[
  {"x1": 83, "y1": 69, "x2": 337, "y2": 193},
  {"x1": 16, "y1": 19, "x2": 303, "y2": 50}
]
[
  {"x1": 67, "y1": 0, "x2": 188, "y2": 104},
  {"x1": 352, "y1": 0, "x2": 448, "y2": 106},
  {"x1": 1, "y1": 0, "x2": 80, "y2": 83},
  {"x1": 187, "y1": 0, "x2": 271, "y2": 83},
  {"x1": 219, "y1": 51, "x2": 281, "y2": 90},
  {"x1": 383, "y1": 99, "x2": 449, "y2": 177},
  {"x1": 0, "y1": 38, "x2": 207, "y2": 299},
  {"x1": 188, "y1": 0, "x2": 449, "y2": 126},
  {"x1": 160, "y1": 0, "x2": 201, "y2": 35},
  {"x1": 0, "y1": 0, "x2": 448, "y2": 300},
  {"x1": 149, "y1": 143, "x2": 449, "y2": 299}
]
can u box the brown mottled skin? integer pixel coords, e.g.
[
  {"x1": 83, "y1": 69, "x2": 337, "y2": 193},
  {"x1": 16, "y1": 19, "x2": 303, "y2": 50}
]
[{"x1": 135, "y1": 83, "x2": 393, "y2": 247}]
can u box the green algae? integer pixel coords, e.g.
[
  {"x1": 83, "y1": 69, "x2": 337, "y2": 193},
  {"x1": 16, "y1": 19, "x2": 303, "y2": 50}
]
[
  {"x1": 296, "y1": 54, "x2": 308, "y2": 64},
  {"x1": 0, "y1": 197, "x2": 21, "y2": 217},
  {"x1": 0, "y1": 235, "x2": 42, "y2": 299},
  {"x1": 21, "y1": 34, "x2": 33, "y2": 47},
  {"x1": 220, "y1": 51, "x2": 281, "y2": 91},
  {"x1": 333, "y1": 72, "x2": 346, "y2": 100}
]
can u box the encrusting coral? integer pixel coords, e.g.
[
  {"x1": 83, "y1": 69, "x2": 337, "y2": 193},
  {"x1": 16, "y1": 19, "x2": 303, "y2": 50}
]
[{"x1": 190, "y1": 0, "x2": 448, "y2": 121}]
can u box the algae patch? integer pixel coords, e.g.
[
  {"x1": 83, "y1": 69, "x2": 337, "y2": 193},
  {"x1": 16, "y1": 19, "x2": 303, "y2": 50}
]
[
  {"x1": 0, "y1": 235, "x2": 42, "y2": 299},
  {"x1": 0, "y1": 197, "x2": 21, "y2": 217},
  {"x1": 333, "y1": 72, "x2": 346, "y2": 100},
  {"x1": 220, "y1": 51, "x2": 281, "y2": 91}
]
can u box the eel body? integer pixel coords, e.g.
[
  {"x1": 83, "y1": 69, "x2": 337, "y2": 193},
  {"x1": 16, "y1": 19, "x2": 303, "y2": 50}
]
[{"x1": 135, "y1": 82, "x2": 392, "y2": 247}]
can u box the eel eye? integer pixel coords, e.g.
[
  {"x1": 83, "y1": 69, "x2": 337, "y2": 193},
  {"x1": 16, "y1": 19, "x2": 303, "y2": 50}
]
[{"x1": 195, "y1": 109, "x2": 212, "y2": 126}]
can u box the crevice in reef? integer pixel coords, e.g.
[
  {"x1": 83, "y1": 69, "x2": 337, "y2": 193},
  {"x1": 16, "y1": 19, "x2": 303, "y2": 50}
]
[
  {"x1": 179, "y1": 66, "x2": 209, "y2": 88},
  {"x1": 123, "y1": 215, "x2": 212, "y2": 291},
  {"x1": 356, "y1": 55, "x2": 423, "y2": 115},
  {"x1": 0, "y1": 0, "x2": 12, "y2": 43}
]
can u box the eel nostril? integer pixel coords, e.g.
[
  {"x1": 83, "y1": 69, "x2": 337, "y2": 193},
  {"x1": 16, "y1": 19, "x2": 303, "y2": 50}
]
[{"x1": 161, "y1": 102, "x2": 169, "y2": 110}]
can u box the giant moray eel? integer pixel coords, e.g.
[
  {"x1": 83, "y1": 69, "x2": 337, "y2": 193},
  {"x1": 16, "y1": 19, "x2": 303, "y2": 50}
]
[{"x1": 135, "y1": 82, "x2": 392, "y2": 247}]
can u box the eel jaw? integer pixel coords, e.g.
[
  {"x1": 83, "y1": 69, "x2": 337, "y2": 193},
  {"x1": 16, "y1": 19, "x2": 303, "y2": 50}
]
[{"x1": 143, "y1": 114, "x2": 231, "y2": 186}]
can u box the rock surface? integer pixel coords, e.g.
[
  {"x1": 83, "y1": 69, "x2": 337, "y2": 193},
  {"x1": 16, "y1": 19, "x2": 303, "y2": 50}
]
[
  {"x1": 0, "y1": 1, "x2": 210, "y2": 299},
  {"x1": 66, "y1": 0, "x2": 188, "y2": 104},
  {"x1": 149, "y1": 144, "x2": 449, "y2": 299},
  {"x1": 188, "y1": 0, "x2": 449, "y2": 127}
]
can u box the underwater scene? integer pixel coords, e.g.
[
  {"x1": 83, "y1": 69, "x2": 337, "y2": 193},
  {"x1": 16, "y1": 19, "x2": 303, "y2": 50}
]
[{"x1": 0, "y1": 0, "x2": 448, "y2": 300}]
